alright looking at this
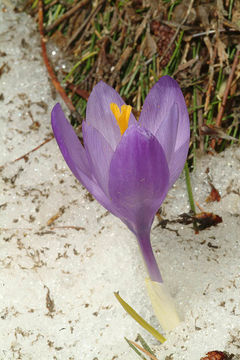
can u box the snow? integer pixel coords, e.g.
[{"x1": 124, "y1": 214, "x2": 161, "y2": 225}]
[{"x1": 0, "y1": 4, "x2": 240, "y2": 360}]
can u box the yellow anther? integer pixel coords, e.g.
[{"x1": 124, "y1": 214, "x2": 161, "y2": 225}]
[{"x1": 110, "y1": 103, "x2": 132, "y2": 135}]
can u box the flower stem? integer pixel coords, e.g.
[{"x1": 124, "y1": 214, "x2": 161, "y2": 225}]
[
  {"x1": 136, "y1": 233, "x2": 181, "y2": 331},
  {"x1": 184, "y1": 161, "x2": 196, "y2": 214},
  {"x1": 136, "y1": 233, "x2": 163, "y2": 283}
]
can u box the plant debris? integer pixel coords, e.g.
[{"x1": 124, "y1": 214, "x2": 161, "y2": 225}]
[
  {"x1": 156, "y1": 210, "x2": 223, "y2": 232},
  {"x1": 205, "y1": 182, "x2": 221, "y2": 202},
  {"x1": 18, "y1": 0, "x2": 240, "y2": 156},
  {"x1": 200, "y1": 350, "x2": 235, "y2": 360},
  {"x1": 181, "y1": 211, "x2": 223, "y2": 231}
]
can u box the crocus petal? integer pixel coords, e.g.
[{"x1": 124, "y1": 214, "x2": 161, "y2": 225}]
[
  {"x1": 51, "y1": 104, "x2": 113, "y2": 211},
  {"x1": 108, "y1": 125, "x2": 169, "y2": 235},
  {"x1": 51, "y1": 103, "x2": 90, "y2": 178},
  {"x1": 86, "y1": 81, "x2": 136, "y2": 150},
  {"x1": 82, "y1": 121, "x2": 114, "y2": 197},
  {"x1": 155, "y1": 103, "x2": 179, "y2": 164},
  {"x1": 168, "y1": 140, "x2": 189, "y2": 188},
  {"x1": 139, "y1": 75, "x2": 189, "y2": 152}
]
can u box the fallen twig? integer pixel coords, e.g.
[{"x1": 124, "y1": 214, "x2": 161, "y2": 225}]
[
  {"x1": 50, "y1": 225, "x2": 85, "y2": 231},
  {"x1": 0, "y1": 136, "x2": 54, "y2": 169},
  {"x1": 13, "y1": 136, "x2": 54, "y2": 163}
]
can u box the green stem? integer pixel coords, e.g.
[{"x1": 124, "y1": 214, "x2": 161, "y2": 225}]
[{"x1": 184, "y1": 162, "x2": 196, "y2": 214}]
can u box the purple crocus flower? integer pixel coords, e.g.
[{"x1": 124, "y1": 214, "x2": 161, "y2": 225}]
[{"x1": 51, "y1": 75, "x2": 190, "y2": 331}]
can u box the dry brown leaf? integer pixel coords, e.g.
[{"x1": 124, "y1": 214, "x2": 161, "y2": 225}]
[
  {"x1": 216, "y1": 37, "x2": 229, "y2": 67},
  {"x1": 201, "y1": 350, "x2": 233, "y2": 360},
  {"x1": 134, "y1": 12, "x2": 150, "y2": 44},
  {"x1": 143, "y1": 30, "x2": 157, "y2": 58},
  {"x1": 172, "y1": 0, "x2": 196, "y2": 24},
  {"x1": 206, "y1": 183, "x2": 221, "y2": 203},
  {"x1": 232, "y1": 1, "x2": 240, "y2": 28},
  {"x1": 217, "y1": 0, "x2": 228, "y2": 20},
  {"x1": 194, "y1": 212, "x2": 223, "y2": 230},
  {"x1": 196, "y1": 4, "x2": 210, "y2": 28}
]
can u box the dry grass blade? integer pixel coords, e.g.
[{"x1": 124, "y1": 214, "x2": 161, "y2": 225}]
[
  {"x1": 216, "y1": 47, "x2": 240, "y2": 127},
  {"x1": 127, "y1": 339, "x2": 159, "y2": 360},
  {"x1": 158, "y1": 0, "x2": 195, "y2": 65},
  {"x1": 211, "y1": 47, "x2": 240, "y2": 149},
  {"x1": 65, "y1": 0, "x2": 105, "y2": 50},
  {"x1": 45, "y1": 0, "x2": 89, "y2": 32}
]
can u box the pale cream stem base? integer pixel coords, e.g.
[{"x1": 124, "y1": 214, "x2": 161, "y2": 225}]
[{"x1": 145, "y1": 278, "x2": 181, "y2": 332}]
